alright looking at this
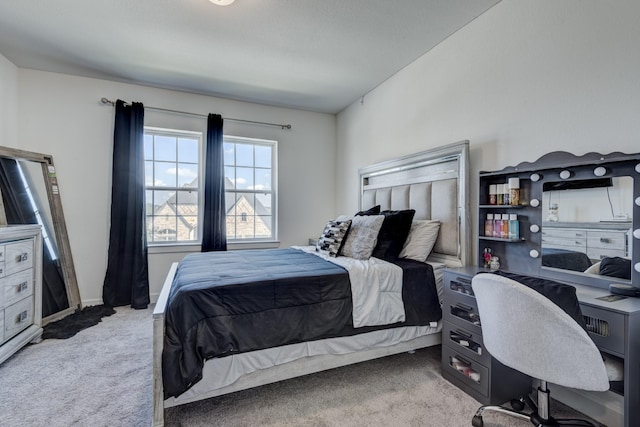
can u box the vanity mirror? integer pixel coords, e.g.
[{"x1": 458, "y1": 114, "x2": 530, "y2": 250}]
[
  {"x1": 478, "y1": 150, "x2": 640, "y2": 291},
  {"x1": 541, "y1": 176, "x2": 633, "y2": 280},
  {"x1": 0, "y1": 146, "x2": 80, "y2": 323}
]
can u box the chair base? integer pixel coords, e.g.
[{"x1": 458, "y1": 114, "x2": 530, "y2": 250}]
[{"x1": 472, "y1": 387, "x2": 600, "y2": 427}]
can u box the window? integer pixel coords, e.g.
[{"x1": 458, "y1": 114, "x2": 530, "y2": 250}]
[
  {"x1": 144, "y1": 128, "x2": 201, "y2": 244},
  {"x1": 224, "y1": 136, "x2": 277, "y2": 241}
]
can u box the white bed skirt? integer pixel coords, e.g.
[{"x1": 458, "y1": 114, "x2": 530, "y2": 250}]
[{"x1": 165, "y1": 322, "x2": 442, "y2": 407}]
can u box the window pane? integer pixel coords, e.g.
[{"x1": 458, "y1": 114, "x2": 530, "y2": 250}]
[
  {"x1": 254, "y1": 168, "x2": 271, "y2": 191},
  {"x1": 256, "y1": 215, "x2": 272, "y2": 237},
  {"x1": 236, "y1": 167, "x2": 254, "y2": 190},
  {"x1": 146, "y1": 216, "x2": 154, "y2": 242},
  {"x1": 235, "y1": 215, "x2": 255, "y2": 239},
  {"x1": 178, "y1": 138, "x2": 198, "y2": 163},
  {"x1": 145, "y1": 161, "x2": 154, "y2": 186},
  {"x1": 154, "y1": 161, "x2": 177, "y2": 187},
  {"x1": 145, "y1": 190, "x2": 153, "y2": 214},
  {"x1": 224, "y1": 166, "x2": 236, "y2": 189},
  {"x1": 223, "y1": 142, "x2": 235, "y2": 166},
  {"x1": 256, "y1": 193, "x2": 272, "y2": 212},
  {"x1": 177, "y1": 216, "x2": 198, "y2": 241},
  {"x1": 154, "y1": 135, "x2": 177, "y2": 161},
  {"x1": 177, "y1": 163, "x2": 198, "y2": 187},
  {"x1": 255, "y1": 145, "x2": 271, "y2": 168},
  {"x1": 144, "y1": 135, "x2": 153, "y2": 160},
  {"x1": 236, "y1": 143, "x2": 254, "y2": 167},
  {"x1": 225, "y1": 192, "x2": 236, "y2": 215},
  {"x1": 226, "y1": 215, "x2": 237, "y2": 239},
  {"x1": 152, "y1": 215, "x2": 177, "y2": 241},
  {"x1": 152, "y1": 190, "x2": 175, "y2": 213}
]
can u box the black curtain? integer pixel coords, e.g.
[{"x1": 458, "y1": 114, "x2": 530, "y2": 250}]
[
  {"x1": 102, "y1": 100, "x2": 149, "y2": 309},
  {"x1": 0, "y1": 158, "x2": 69, "y2": 317},
  {"x1": 201, "y1": 114, "x2": 227, "y2": 252}
]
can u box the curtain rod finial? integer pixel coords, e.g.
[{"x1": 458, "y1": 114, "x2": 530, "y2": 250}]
[{"x1": 101, "y1": 97, "x2": 115, "y2": 106}]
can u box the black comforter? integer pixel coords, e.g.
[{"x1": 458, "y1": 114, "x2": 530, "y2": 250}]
[{"x1": 163, "y1": 248, "x2": 441, "y2": 398}]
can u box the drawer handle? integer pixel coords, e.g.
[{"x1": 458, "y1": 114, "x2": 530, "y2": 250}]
[
  {"x1": 18, "y1": 253, "x2": 29, "y2": 262},
  {"x1": 16, "y1": 281, "x2": 28, "y2": 293},
  {"x1": 455, "y1": 276, "x2": 472, "y2": 285},
  {"x1": 455, "y1": 303, "x2": 474, "y2": 312},
  {"x1": 600, "y1": 237, "x2": 611, "y2": 243},
  {"x1": 454, "y1": 329, "x2": 473, "y2": 340},
  {"x1": 16, "y1": 310, "x2": 28, "y2": 323}
]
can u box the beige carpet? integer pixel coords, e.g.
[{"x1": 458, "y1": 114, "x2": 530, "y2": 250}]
[{"x1": 0, "y1": 307, "x2": 602, "y2": 427}]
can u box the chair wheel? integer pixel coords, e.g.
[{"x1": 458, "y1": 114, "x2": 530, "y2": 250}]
[
  {"x1": 472, "y1": 415, "x2": 483, "y2": 427},
  {"x1": 511, "y1": 398, "x2": 525, "y2": 411}
]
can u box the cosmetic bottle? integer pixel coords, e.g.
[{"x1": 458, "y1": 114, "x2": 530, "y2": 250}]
[
  {"x1": 489, "y1": 185, "x2": 497, "y2": 205},
  {"x1": 485, "y1": 214, "x2": 494, "y2": 237},
  {"x1": 509, "y1": 178, "x2": 520, "y2": 206},
  {"x1": 500, "y1": 214, "x2": 509, "y2": 239},
  {"x1": 508, "y1": 214, "x2": 519, "y2": 239}
]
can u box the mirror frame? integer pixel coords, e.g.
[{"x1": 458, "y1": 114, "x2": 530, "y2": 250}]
[{"x1": 0, "y1": 146, "x2": 81, "y2": 323}]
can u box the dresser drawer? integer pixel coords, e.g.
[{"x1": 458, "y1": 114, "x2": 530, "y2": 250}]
[
  {"x1": 445, "y1": 273, "x2": 475, "y2": 297},
  {"x1": 581, "y1": 304, "x2": 625, "y2": 356},
  {"x1": 4, "y1": 239, "x2": 34, "y2": 277},
  {"x1": 442, "y1": 344, "x2": 489, "y2": 397},
  {"x1": 587, "y1": 231, "x2": 626, "y2": 250},
  {"x1": 2, "y1": 269, "x2": 33, "y2": 308},
  {"x1": 443, "y1": 321, "x2": 490, "y2": 366},
  {"x1": 4, "y1": 296, "x2": 33, "y2": 341},
  {"x1": 0, "y1": 244, "x2": 5, "y2": 262},
  {"x1": 444, "y1": 291, "x2": 482, "y2": 335}
]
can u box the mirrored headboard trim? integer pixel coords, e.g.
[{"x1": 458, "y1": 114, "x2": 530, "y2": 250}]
[{"x1": 359, "y1": 140, "x2": 470, "y2": 267}]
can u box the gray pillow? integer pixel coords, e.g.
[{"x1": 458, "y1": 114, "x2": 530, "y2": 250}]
[{"x1": 339, "y1": 215, "x2": 385, "y2": 260}]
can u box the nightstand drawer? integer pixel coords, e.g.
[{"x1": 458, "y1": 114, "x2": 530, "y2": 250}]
[
  {"x1": 442, "y1": 344, "x2": 489, "y2": 397},
  {"x1": 443, "y1": 321, "x2": 490, "y2": 366},
  {"x1": 581, "y1": 304, "x2": 625, "y2": 356}
]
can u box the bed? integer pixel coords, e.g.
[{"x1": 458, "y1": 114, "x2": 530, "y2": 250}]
[{"x1": 152, "y1": 140, "x2": 470, "y2": 426}]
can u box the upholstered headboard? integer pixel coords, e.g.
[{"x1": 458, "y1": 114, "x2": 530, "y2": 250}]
[{"x1": 359, "y1": 141, "x2": 470, "y2": 267}]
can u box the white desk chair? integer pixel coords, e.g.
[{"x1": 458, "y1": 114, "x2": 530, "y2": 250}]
[{"x1": 470, "y1": 273, "x2": 610, "y2": 427}]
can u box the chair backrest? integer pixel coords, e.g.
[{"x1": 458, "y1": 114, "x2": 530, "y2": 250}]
[{"x1": 471, "y1": 273, "x2": 609, "y2": 391}]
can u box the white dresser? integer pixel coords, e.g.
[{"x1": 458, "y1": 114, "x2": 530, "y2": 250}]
[
  {"x1": 0, "y1": 224, "x2": 43, "y2": 364},
  {"x1": 541, "y1": 222, "x2": 631, "y2": 261}
]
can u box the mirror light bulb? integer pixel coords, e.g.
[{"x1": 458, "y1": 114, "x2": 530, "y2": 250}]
[
  {"x1": 530, "y1": 249, "x2": 539, "y2": 258},
  {"x1": 593, "y1": 166, "x2": 607, "y2": 177},
  {"x1": 559, "y1": 170, "x2": 571, "y2": 179},
  {"x1": 530, "y1": 199, "x2": 540, "y2": 208},
  {"x1": 530, "y1": 224, "x2": 540, "y2": 233},
  {"x1": 530, "y1": 173, "x2": 541, "y2": 182}
]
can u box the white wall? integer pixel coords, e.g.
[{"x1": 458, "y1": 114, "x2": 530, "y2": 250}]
[
  {"x1": 16, "y1": 70, "x2": 337, "y2": 304},
  {"x1": 336, "y1": 0, "x2": 640, "y2": 262},
  {"x1": 0, "y1": 53, "x2": 18, "y2": 152}
]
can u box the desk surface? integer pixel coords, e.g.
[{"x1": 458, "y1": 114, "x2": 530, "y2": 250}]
[{"x1": 447, "y1": 266, "x2": 640, "y2": 315}]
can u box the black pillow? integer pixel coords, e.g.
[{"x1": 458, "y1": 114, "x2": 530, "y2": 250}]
[
  {"x1": 599, "y1": 257, "x2": 631, "y2": 280},
  {"x1": 371, "y1": 209, "x2": 415, "y2": 260},
  {"x1": 492, "y1": 271, "x2": 588, "y2": 332},
  {"x1": 355, "y1": 205, "x2": 381, "y2": 216}
]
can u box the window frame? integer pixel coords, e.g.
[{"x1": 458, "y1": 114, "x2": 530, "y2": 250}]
[
  {"x1": 223, "y1": 135, "x2": 278, "y2": 244},
  {"x1": 144, "y1": 126, "x2": 204, "y2": 246}
]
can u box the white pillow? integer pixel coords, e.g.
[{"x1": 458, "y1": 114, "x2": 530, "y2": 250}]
[
  {"x1": 399, "y1": 220, "x2": 440, "y2": 262},
  {"x1": 339, "y1": 214, "x2": 385, "y2": 260}
]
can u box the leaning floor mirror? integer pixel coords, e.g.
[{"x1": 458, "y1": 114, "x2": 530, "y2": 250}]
[{"x1": 0, "y1": 146, "x2": 81, "y2": 324}]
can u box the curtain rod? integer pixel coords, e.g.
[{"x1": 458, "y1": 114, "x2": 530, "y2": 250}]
[{"x1": 100, "y1": 98, "x2": 292, "y2": 130}]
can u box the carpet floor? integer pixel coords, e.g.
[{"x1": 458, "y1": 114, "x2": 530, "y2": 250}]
[{"x1": 0, "y1": 307, "x2": 603, "y2": 427}]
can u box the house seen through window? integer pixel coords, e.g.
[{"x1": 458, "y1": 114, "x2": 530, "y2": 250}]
[{"x1": 144, "y1": 128, "x2": 276, "y2": 244}]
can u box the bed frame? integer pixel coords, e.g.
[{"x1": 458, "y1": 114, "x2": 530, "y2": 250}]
[{"x1": 152, "y1": 140, "x2": 470, "y2": 426}]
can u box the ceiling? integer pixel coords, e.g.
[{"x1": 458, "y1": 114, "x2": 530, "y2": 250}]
[{"x1": 0, "y1": 0, "x2": 500, "y2": 114}]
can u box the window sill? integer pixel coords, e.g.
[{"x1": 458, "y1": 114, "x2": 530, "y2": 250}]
[{"x1": 147, "y1": 241, "x2": 281, "y2": 255}]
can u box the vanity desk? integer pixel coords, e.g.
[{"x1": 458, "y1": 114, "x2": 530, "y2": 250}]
[{"x1": 462, "y1": 150, "x2": 640, "y2": 427}]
